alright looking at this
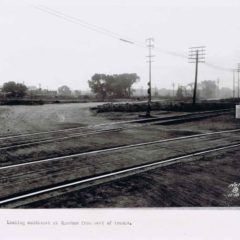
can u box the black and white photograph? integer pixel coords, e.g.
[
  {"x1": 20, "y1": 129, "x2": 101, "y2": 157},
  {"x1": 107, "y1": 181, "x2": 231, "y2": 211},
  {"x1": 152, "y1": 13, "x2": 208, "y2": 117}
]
[{"x1": 0, "y1": 0, "x2": 240, "y2": 239}]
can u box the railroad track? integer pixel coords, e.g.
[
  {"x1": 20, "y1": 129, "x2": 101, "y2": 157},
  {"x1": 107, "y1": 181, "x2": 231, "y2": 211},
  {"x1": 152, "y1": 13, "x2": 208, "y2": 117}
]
[
  {"x1": 1, "y1": 128, "x2": 239, "y2": 170},
  {"x1": 0, "y1": 127, "x2": 239, "y2": 208},
  {"x1": 0, "y1": 109, "x2": 233, "y2": 151}
]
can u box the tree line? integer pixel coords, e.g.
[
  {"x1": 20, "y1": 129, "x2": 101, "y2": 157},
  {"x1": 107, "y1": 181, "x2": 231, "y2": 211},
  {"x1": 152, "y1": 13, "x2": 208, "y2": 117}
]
[
  {"x1": 1, "y1": 81, "x2": 28, "y2": 98},
  {"x1": 0, "y1": 73, "x2": 139, "y2": 100},
  {"x1": 1, "y1": 77, "x2": 230, "y2": 101},
  {"x1": 88, "y1": 73, "x2": 139, "y2": 100},
  {"x1": 176, "y1": 80, "x2": 232, "y2": 100}
]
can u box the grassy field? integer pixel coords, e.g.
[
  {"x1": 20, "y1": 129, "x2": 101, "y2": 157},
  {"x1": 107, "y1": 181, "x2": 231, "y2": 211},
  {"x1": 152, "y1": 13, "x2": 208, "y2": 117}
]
[{"x1": 0, "y1": 103, "x2": 109, "y2": 135}]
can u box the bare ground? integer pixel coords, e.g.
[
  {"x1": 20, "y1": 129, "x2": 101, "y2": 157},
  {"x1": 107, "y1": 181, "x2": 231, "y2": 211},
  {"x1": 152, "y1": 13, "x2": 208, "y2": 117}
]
[
  {"x1": 0, "y1": 104, "x2": 240, "y2": 208},
  {"x1": 25, "y1": 149, "x2": 240, "y2": 208}
]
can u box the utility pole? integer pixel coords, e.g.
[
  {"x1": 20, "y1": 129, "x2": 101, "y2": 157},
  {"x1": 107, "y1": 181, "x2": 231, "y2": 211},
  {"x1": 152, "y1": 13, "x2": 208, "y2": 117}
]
[
  {"x1": 188, "y1": 46, "x2": 206, "y2": 106},
  {"x1": 39, "y1": 83, "x2": 42, "y2": 93},
  {"x1": 238, "y1": 64, "x2": 240, "y2": 100},
  {"x1": 172, "y1": 82, "x2": 175, "y2": 97},
  {"x1": 146, "y1": 38, "x2": 154, "y2": 117},
  {"x1": 233, "y1": 69, "x2": 235, "y2": 99},
  {"x1": 154, "y1": 85, "x2": 158, "y2": 96},
  {"x1": 216, "y1": 78, "x2": 220, "y2": 98}
]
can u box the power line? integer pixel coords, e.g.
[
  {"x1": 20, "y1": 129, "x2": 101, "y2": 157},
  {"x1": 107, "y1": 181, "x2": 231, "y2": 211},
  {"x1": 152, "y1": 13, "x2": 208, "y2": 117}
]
[
  {"x1": 32, "y1": 5, "x2": 199, "y2": 57},
  {"x1": 34, "y1": 5, "x2": 233, "y2": 73},
  {"x1": 34, "y1": 5, "x2": 132, "y2": 42},
  {"x1": 119, "y1": 39, "x2": 134, "y2": 44},
  {"x1": 204, "y1": 62, "x2": 232, "y2": 72}
]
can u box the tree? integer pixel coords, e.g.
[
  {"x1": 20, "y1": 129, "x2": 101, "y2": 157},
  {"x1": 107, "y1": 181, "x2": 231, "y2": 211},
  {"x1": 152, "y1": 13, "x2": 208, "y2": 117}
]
[
  {"x1": 88, "y1": 74, "x2": 108, "y2": 99},
  {"x1": 219, "y1": 87, "x2": 232, "y2": 99},
  {"x1": 176, "y1": 86, "x2": 184, "y2": 99},
  {"x1": 58, "y1": 85, "x2": 72, "y2": 96},
  {"x1": 73, "y1": 90, "x2": 82, "y2": 97},
  {"x1": 88, "y1": 73, "x2": 139, "y2": 99},
  {"x1": 2, "y1": 81, "x2": 28, "y2": 98},
  {"x1": 200, "y1": 80, "x2": 218, "y2": 99}
]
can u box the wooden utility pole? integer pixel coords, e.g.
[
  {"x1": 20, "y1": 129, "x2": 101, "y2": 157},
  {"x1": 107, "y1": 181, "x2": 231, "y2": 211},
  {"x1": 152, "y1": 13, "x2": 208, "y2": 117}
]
[
  {"x1": 238, "y1": 64, "x2": 240, "y2": 100},
  {"x1": 192, "y1": 50, "x2": 199, "y2": 105},
  {"x1": 146, "y1": 38, "x2": 154, "y2": 117},
  {"x1": 172, "y1": 82, "x2": 175, "y2": 97},
  {"x1": 188, "y1": 46, "x2": 206, "y2": 106},
  {"x1": 233, "y1": 69, "x2": 235, "y2": 99},
  {"x1": 216, "y1": 78, "x2": 220, "y2": 98}
]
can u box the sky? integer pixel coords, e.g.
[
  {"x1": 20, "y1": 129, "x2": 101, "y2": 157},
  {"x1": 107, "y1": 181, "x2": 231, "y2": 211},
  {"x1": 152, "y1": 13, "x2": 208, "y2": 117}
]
[{"x1": 0, "y1": 0, "x2": 240, "y2": 91}]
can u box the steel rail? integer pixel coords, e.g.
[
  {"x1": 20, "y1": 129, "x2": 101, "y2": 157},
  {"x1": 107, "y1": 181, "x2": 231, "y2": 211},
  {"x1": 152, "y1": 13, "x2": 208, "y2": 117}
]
[
  {"x1": 0, "y1": 142, "x2": 239, "y2": 206},
  {"x1": 0, "y1": 128, "x2": 122, "y2": 151},
  {"x1": 0, "y1": 116, "x2": 160, "y2": 140},
  {"x1": 0, "y1": 110, "x2": 232, "y2": 151},
  {"x1": 0, "y1": 109, "x2": 232, "y2": 141},
  {"x1": 1, "y1": 128, "x2": 239, "y2": 170},
  {"x1": 0, "y1": 113, "x2": 217, "y2": 151}
]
